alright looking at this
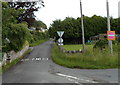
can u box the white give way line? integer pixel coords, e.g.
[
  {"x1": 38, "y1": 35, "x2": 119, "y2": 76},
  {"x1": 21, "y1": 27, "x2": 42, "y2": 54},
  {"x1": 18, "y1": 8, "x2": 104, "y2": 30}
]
[
  {"x1": 21, "y1": 58, "x2": 49, "y2": 61},
  {"x1": 56, "y1": 73, "x2": 98, "y2": 83}
]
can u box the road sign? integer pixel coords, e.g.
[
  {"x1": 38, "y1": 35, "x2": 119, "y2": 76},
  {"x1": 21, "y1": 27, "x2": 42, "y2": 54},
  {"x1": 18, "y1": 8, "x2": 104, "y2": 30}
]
[
  {"x1": 58, "y1": 38, "x2": 63, "y2": 43},
  {"x1": 107, "y1": 31, "x2": 116, "y2": 40},
  {"x1": 57, "y1": 31, "x2": 64, "y2": 37},
  {"x1": 58, "y1": 43, "x2": 63, "y2": 46},
  {"x1": 57, "y1": 31, "x2": 64, "y2": 46}
]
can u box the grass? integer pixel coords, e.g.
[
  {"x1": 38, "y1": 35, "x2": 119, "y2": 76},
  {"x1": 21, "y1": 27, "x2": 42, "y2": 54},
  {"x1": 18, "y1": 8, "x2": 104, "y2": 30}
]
[
  {"x1": 62, "y1": 44, "x2": 94, "y2": 51},
  {"x1": 2, "y1": 48, "x2": 32, "y2": 73},
  {"x1": 51, "y1": 44, "x2": 119, "y2": 69},
  {"x1": 30, "y1": 39, "x2": 48, "y2": 47},
  {"x1": 62, "y1": 45, "x2": 82, "y2": 51}
]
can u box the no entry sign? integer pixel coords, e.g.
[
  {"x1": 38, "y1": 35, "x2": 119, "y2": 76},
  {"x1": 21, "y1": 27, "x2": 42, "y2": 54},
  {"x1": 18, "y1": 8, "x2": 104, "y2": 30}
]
[{"x1": 107, "y1": 31, "x2": 116, "y2": 40}]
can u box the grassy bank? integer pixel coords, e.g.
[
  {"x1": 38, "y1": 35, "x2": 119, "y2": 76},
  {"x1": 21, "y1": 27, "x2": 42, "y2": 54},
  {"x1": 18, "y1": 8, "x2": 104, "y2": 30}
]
[
  {"x1": 2, "y1": 49, "x2": 32, "y2": 73},
  {"x1": 51, "y1": 44, "x2": 119, "y2": 69},
  {"x1": 30, "y1": 39, "x2": 48, "y2": 47}
]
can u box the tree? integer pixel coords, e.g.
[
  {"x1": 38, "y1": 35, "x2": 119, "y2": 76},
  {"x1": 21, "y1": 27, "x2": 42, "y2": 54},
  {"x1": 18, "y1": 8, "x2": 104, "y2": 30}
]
[
  {"x1": 49, "y1": 16, "x2": 119, "y2": 44},
  {"x1": 32, "y1": 20, "x2": 47, "y2": 30},
  {"x1": 8, "y1": 0, "x2": 44, "y2": 27},
  {"x1": 2, "y1": 2, "x2": 24, "y2": 26},
  {"x1": 49, "y1": 19, "x2": 63, "y2": 38},
  {"x1": 2, "y1": 2, "x2": 31, "y2": 52},
  {"x1": 111, "y1": 18, "x2": 120, "y2": 34}
]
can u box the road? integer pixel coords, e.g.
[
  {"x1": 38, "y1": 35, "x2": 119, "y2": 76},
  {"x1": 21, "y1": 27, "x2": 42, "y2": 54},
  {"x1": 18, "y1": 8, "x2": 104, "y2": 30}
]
[{"x1": 2, "y1": 40, "x2": 119, "y2": 84}]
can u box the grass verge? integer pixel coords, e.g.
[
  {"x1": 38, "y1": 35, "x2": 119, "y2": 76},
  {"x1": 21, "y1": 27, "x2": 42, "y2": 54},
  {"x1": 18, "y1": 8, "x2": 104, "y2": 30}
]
[
  {"x1": 62, "y1": 44, "x2": 94, "y2": 51},
  {"x1": 2, "y1": 48, "x2": 32, "y2": 73},
  {"x1": 51, "y1": 44, "x2": 119, "y2": 69},
  {"x1": 30, "y1": 39, "x2": 48, "y2": 47}
]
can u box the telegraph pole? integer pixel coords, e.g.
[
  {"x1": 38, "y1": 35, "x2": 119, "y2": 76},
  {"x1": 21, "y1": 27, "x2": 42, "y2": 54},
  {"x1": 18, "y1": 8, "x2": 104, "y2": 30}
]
[
  {"x1": 106, "y1": 0, "x2": 113, "y2": 56},
  {"x1": 80, "y1": 0, "x2": 85, "y2": 53}
]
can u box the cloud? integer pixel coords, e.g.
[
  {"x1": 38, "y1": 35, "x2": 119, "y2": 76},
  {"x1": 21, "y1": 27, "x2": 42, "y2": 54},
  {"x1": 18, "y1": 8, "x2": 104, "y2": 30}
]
[{"x1": 34, "y1": 0, "x2": 119, "y2": 27}]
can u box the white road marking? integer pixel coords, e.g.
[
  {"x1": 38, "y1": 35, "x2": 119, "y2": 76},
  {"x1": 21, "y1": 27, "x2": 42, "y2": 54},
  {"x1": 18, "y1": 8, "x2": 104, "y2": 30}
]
[
  {"x1": 42, "y1": 58, "x2": 45, "y2": 60},
  {"x1": 56, "y1": 73, "x2": 98, "y2": 83},
  {"x1": 21, "y1": 58, "x2": 49, "y2": 61},
  {"x1": 46, "y1": 58, "x2": 48, "y2": 60},
  {"x1": 36, "y1": 58, "x2": 41, "y2": 60},
  {"x1": 32, "y1": 58, "x2": 35, "y2": 60},
  {"x1": 21, "y1": 59, "x2": 29, "y2": 61}
]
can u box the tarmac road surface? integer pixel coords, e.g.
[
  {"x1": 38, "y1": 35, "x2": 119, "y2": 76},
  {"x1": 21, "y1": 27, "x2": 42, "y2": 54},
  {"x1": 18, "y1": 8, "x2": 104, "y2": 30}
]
[{"x1": 2, "y1": 40, "x2": 119, "y2": 84}]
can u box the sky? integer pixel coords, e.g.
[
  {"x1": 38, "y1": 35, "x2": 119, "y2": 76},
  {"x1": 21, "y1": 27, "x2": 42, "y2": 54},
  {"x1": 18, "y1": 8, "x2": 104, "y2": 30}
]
[{"x1": 34, "y1": 0, "x2": 120, "y2": 28}]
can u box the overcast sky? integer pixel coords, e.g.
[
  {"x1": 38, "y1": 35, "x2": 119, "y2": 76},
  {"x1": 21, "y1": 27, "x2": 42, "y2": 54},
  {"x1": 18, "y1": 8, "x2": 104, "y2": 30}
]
[{"x1": 34, "y1": 0, "x2": 120, "y2": 28}]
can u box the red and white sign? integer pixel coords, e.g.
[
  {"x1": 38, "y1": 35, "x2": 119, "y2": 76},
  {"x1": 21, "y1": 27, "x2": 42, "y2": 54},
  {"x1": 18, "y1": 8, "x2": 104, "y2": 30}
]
[{"x1": 107, "y1": 31, "x2": 116, "y2": 40}]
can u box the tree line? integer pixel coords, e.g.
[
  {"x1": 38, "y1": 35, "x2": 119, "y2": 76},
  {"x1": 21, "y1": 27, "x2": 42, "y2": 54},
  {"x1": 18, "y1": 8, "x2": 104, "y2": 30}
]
[{"x1": 49, "y1": 15, "x2": 120, "y2": 44}]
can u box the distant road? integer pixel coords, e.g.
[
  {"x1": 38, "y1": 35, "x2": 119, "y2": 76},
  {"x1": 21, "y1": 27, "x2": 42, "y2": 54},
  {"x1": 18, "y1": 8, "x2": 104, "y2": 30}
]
[{"x1": 2, "y1": 40, "x2": 118, "y2": 84}]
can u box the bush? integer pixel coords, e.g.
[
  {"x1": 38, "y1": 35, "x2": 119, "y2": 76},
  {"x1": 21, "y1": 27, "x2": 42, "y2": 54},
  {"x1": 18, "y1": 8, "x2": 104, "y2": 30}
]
[
  {"x1": 29, "y1": 31, "x2": 49, "y2": 44},
  {"x1": 2, "y1": 23, "x2": 31, "y2": 52},
  {"x1": 93, "y1": 39, "x2": 108, "y2": 50}
]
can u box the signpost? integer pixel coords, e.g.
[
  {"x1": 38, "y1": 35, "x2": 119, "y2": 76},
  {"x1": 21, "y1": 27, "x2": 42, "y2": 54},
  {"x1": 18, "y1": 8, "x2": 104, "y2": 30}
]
[
  {"x1": 57, "y1": 31, "x2": 64, "y2": 45},
  {"x1": 106, "y1": 0, "x2": 113, "y2": 56},
  {"x1": 58, "y1": 38, "x2": 63, "y2": 43},
  {"x1": 57, "y1": 31, "x2": 64, "y2": 38}
]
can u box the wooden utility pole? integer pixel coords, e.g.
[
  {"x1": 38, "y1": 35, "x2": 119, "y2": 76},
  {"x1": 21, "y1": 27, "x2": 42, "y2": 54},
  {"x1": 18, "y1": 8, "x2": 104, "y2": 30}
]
[{"x1": 80, "y1": 0, "x2": 85, "y2": 53}]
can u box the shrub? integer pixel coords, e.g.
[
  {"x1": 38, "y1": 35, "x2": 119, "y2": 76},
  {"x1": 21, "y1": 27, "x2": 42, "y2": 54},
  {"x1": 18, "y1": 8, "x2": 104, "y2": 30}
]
[
  {"x1": 2, "y1": 23, "x2": 31, "y2": 52},
  {"x1": 29, "y1": 31, "x2": 49, "y2": 44},
  {"x1": 93, "y1": 39, "x2": 108, "y2": 50}
]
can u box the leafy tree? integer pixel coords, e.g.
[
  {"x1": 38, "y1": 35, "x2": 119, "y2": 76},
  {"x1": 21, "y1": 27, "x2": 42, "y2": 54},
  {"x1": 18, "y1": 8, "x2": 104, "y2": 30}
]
[
  {"x1": 49, "y1": 15, "x2": 119, "y2": 44},
  {"x1": 111, "y1": 18, "x2": 120, "y2": 34},
  {"x1": 2, "y1": 2, "x2": 24, "y2": 25},
  {"x1": 8, "y1": 0, "x2": 44, "y2": 27},
  {"x1": 32, "y1": 20, "x2": 47, "y2": 30},
  {"x1": 49, "y1": 19, "x2": 63, "y2": 38},
  {"x1": 2, "y1": 2, "x2": 48, "y2": 53},
  {"x1": 2, "y1": 2, "x2": 31, "y2": 52}
]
